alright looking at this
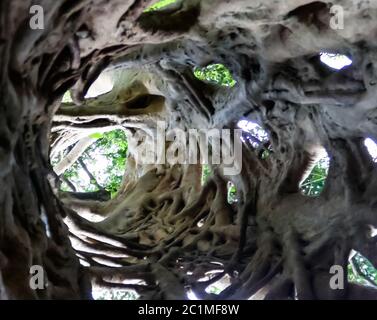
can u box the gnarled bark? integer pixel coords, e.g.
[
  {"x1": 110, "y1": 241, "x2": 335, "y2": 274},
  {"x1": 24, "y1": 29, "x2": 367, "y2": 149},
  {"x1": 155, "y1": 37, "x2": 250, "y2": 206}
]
[{"x1": 1, "y1": 0, "x2": 377, "y2": 300}]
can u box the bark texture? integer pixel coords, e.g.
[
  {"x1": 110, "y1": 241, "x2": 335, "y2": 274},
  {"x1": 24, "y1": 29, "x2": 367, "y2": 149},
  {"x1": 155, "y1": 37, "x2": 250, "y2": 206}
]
[{"x1": 1, "y1": 0, "x2": 377, "y2": 299}]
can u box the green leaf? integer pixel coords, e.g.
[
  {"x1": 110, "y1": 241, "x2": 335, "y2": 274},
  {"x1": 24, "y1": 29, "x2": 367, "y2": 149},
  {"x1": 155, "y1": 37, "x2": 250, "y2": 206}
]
[
  {"x1": 89, "y1": 132, "x2": 104, "y2": 139},
  {"x1": 144, "y1": 0, "x2": 177, "y2": 12},
  {"x1": 300, "y1": 158, "x2": 329, "y2": 196},
  {"x1": 194, "y1": 64, "x2": 237, "y2": 87}
]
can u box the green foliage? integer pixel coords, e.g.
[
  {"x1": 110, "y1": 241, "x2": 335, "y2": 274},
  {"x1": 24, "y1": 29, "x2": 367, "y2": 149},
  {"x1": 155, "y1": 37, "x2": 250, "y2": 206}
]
[
  {"x1": 201, "y1": 166, "x2": 236, "y2": 203},
  {"x1": 89, "y1": 132, "x2": 104, "y2": 139},
  {"x1": 93, "y1": 289, "x2": 138, "y2": 300},
  {"x1": 144, "y1": 0, "x2": 177, "y2": 12},
  {"x1": 348, "y1": 252, "x2": 377, "y2": 286},
  {"x1": 299, "y1": 157, "x2": 377, "y2": 287},
  {"x1": 91, "y1": 129, "x2": 128, "y2": 195},
  {"x1": 300, "y1": 157, "x2": 329, "y2": 196},
  {"x1": 207, "y1": 285, "x2": 223, "y2": 295},
  {"x1": 204, "y1": 274, "x2": 231, "y2": 295},
  {"x1": 62, "y1": 162, "x2": 81, "y2": 190},
  {"x1": 201, "y1": 164, "x2": 211, "y2": 185},
  {"x1": 194, "y1": 64, "x2": 237, "y2": 87},
  {"x1": 300, "y1": 140, "x2": 376, "y2": 196},
  {"x1": 61, "y1": 129, "x2": 128, "y2": 196},
  {"x1": 227, "y1": 182, "x2": 237, "y2": 204}
]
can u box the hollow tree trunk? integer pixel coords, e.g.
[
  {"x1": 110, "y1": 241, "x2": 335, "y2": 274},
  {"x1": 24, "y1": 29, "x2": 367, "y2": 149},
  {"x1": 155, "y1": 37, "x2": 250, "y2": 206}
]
[{"x1": 1, "y1": 0, "x2": 377, "y2": 300}]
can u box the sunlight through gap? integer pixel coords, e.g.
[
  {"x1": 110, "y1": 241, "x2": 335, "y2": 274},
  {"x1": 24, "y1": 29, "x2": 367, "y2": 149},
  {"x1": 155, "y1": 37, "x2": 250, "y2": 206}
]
[{"x1": 320, "y1": 53, "x2": 352, "y2": 70}]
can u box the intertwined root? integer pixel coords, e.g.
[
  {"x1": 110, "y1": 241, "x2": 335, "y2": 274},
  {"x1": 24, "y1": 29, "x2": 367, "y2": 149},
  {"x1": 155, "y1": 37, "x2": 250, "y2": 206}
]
[{"x1": 2, "y1": 0, "x2": 377, "y2": 299}]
